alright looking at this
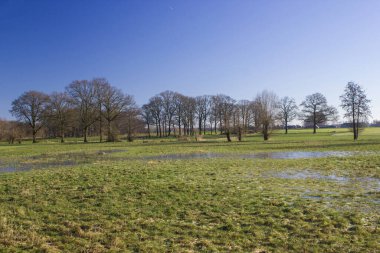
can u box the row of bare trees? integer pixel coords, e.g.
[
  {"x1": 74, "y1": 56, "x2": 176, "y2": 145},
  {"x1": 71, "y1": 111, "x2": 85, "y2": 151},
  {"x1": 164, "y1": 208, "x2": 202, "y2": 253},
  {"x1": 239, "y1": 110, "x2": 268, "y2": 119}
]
[
  {"x1": 0, "y1": 120, "x2": 27, "y2": 144},
  {"x1": 141, "y1": 90, "x2": 341, "y2": 141},
  {"x1": 9, "y1": 78, "x2": 141, "y2": 143},
  {"x1": 2, "y1": 81, "x2": 371, "y2": 143},
  {"x1": 141, "y1": 83, "x2": 371, "y2": 141}
]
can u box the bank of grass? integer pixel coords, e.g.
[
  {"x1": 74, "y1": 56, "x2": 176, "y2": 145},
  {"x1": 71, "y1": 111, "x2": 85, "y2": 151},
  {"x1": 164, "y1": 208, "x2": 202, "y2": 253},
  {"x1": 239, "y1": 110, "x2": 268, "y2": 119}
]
[{"x1": 0, "y1": 128, "x2": 379, "y2": 252}]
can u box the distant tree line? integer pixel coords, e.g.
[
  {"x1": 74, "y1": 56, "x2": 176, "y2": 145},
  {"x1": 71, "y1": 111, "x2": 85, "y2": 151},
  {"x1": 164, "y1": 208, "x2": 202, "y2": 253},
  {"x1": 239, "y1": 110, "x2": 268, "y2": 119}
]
[
  {"x1": 0, "y1": 80, "x2": 372, "y2": 143},
  {"x1": 7, "y1": 78, "x2": 142, "y2": 143}
]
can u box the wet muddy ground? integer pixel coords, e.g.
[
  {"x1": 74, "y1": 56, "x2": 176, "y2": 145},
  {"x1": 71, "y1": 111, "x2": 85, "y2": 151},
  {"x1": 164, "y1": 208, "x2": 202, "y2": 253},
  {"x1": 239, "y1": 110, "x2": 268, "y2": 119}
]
[
  {"x1": 141, "y1": 151, "x2": 356, "y2": 160},
  {"x1": 0, "y1": 149, "x2": 126, "y2": 173},
  {"x1": 1, "y1": 150, "x2": 379, "y2": 195},
  {"x1": 0, "y1": 150, "x2": 373, "y2": 173}
]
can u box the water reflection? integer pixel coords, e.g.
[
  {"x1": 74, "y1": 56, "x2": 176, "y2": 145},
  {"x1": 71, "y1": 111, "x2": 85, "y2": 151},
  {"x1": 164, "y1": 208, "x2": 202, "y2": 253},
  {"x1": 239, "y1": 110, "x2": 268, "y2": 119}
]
[{"x1": 143, "y1": 151, "x2": 354, "y2": 160}]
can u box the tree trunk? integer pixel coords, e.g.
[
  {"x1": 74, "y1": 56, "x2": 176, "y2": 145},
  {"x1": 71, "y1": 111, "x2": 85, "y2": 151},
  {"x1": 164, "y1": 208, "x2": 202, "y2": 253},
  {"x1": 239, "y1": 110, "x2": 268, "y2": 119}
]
[
  {"x1": 356, "y1": 118, "x2": 359, "y2": 140},
  {"x1": 190, "y1": 121, "x2": 194, "y2": 136},
  {"x1": 355, "y1": 106, "x2": 360, "y2": 140},
  {"x1": 127, "y1": 121, "x2": 133, "y2": 142},
  {"x1": 60, "y1": 126, "x2": 65, "y2": 143},
  {"x1": 285, "y1": 119, "x2": 288, "y2": 134},
  {"x1": 313, "y1": 109, "x2": 317, "y2": 134},
  {"x1": 83, "y1": 127, "x2": 88, "y2": 143},
  {"x1": 352, "y1": 106, "x2": 357, "y2": 140},
  {"x1": 168, "y1": 119, "x2": 171, "y2": 136},
  {"x1": 32, "y1": 130, "x2": 37, "y2": 143},
  {"x1": 147, "y1": 122, "x2": 151, "y2": 138},
  {"x1": 263, "y1": 124, "x2": 269, "y2": 141},
  {"x1": 155, "y1": 119, "x2": 159, "y2": 136},
  {"x1": 178, "y1": 116, "x2": 181, "y2": 136},
  {"x1": 203, "y1": 118, "x2": 206, "y2": 135},
  {"x1": 158, "y1": 120, "x2": 162, "y2": 137},
  {"x1": 99, "y1": 104, "x2": 103, "y2": 143},
  {"x1": 198, "y1": 117, "x2": 202, "y2": 135},
  {"x1": 226, "y1": 130, "x2": 231, "y2": 142},
  {"x1": 107, "y1": 120, "x2": 113, "y2": 142}
]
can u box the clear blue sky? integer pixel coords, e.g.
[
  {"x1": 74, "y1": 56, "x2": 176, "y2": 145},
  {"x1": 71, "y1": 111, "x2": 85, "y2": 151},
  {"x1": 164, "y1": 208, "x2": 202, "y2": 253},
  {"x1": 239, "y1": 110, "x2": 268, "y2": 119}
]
[{"x1": 1, "y1": 0, "x2": 379, "y2": 121}]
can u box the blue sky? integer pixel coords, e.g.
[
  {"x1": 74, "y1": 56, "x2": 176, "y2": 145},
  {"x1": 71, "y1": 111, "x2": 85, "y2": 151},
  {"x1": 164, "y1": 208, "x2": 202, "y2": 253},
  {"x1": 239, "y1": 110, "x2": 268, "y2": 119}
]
[{"x1": 0, "y1": 0, "x2": 379, "y2": 121}]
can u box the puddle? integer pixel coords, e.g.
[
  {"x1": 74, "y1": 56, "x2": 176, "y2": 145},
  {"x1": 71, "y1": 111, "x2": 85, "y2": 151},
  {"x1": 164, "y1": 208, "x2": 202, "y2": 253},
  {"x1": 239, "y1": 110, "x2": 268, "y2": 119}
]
[
  {"x1": 302, "y1": 195, "x2": 324, "y2": 200},
  {"x1": 273, "y1": 170, "x2": 349, "y2": 181},
  {"x1": 359, "y1": 177, "x2": 380, "y2": 192},
  {"x1": 142, "y1": 151, "x2": 354, "y2": 160},
  {"x1": 269, "y1": 169, "x2": 380, "y2": 192},
  {"x1": 143, "y1": 153, "x2": 224, "y2": 160},
  {"x1": 0, "y1": 161, "x2": 76, "y2": 174},
  {"x1": 0, "y1": 150, "x2": 128, "y2": 174},
  {"x1": 240, "y1": 151, "x2": 352, "y2": 159},
  {"x1": 38, "y1": 161, "x2": 77, "y2": 167},
  {"x1": 0, "y1": 167, "x2": 31, "y2": 173},
  {"x1": 97, "y1": 149, "x2": 127, "y2": 155},
  {"x1": 32, "y1": 149, "x2": 127, "y2": 160},
  {"x1": 31, "y1": 152, "x2": 86, "y2": 160}
]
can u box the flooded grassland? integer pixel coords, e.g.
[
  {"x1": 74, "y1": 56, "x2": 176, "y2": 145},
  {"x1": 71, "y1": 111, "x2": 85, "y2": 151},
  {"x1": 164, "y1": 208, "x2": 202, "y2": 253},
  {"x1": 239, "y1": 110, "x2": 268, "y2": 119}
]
[{"x1": 0, "y1": 129, "x2": 379, "y2": 252}]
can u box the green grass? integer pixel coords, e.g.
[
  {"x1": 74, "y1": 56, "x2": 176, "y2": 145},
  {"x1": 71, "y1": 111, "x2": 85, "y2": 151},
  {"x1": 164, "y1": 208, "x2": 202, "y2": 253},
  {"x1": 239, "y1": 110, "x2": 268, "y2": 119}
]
[{"x1": 0, "y1": 128, "x2": 379, "y2": 252}]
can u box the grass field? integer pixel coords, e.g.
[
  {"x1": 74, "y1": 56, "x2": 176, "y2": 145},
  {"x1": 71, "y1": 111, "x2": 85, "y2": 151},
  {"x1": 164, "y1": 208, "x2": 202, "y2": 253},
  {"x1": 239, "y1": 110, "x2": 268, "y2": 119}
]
[{"x1": 0, "y1": 128, "x2": 379, "y2": 252}]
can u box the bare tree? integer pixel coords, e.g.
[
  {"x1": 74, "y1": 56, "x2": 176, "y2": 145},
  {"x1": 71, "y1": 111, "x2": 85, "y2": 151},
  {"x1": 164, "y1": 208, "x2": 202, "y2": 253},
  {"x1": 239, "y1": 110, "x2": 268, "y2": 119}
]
[
  {"x1": 159, "y1": 91, "x2": 177, "y2": 136},
  {"x1": 300, "y1": 93, "x2": 338, "y2": 134},
  {"x1": 195, "y1": 95, "x2": 211, "y2": 135},
  {"x1": 340, "y1": 82, "x2": 371, "y2": 140},
  {"x1": 101, "y1": 84, "x2": 134, "y2": 142},
  {"x1": 47, "y1": 92, "x2": 72, "y2": 143},
  {"x1": 203, "y1": 96, "x2": 212, "y2": 135},
  {"x1": 215, "y1": 95, "x2": 235, "y2": 141},
  {"x1": 10, "y1": 90, "x2": 49, "y2": 143},
  {"x1": 211, "y1": 95, "x2": 224, "y2": 135},
  {"x1": 233, "y1": 100, "x2": 255, "y2": 140},
  {"x1": 173, "y1": 92, "x2": 186, "y2": 136},
  {"x1": 278, "y1": 96, "x2": 298, "y2": 134},
  {"x1": 254, "y1": 91, "x2": 279, "y2": 140},
  {"x1": 236, "y1": 99, "x2": 255, "y2": 138},
  {"x1": 181, "y1": 96, "x2": 196, "y2": 136},
  {"x1": 233, "y1": 104, "x2": 242, "y2": 141},
  {"x1": 147, "y1": 96, "x2": 164, "y2": 137},
  {"x1": 93, "y1": 78, "x2": 110, "y2": 142},
  {"x1": 141, "y1": 104, "x2": 153, "y2": 137},
  {"x1": 66, "y1": 80, "x2": 97, "y2": 143},
  {"x1": 121, "y1": 102, "x2": 140, "y2": 142}
]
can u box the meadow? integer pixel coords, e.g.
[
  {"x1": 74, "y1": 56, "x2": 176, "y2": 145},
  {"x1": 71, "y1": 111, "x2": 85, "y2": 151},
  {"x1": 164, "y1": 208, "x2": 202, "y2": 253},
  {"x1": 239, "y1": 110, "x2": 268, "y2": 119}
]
[{"x1": 0, "y1": 128, "x2": 379, "y2": 252}]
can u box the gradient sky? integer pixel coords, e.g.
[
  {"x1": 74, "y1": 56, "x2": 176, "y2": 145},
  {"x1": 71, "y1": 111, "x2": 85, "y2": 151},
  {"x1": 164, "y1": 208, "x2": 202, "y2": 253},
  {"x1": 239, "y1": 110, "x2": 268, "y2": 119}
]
[{"x1": 1, "y1": 0, "x2": 379, "y2": 121}]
